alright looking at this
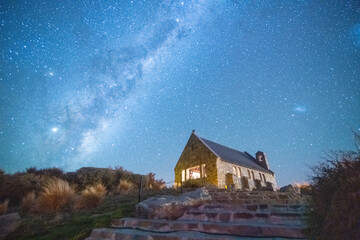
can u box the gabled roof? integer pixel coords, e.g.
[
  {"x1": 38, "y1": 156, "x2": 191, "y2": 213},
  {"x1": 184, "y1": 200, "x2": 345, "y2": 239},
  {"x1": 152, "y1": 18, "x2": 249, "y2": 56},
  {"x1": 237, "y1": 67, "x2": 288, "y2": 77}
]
[{"x1": 195, "y1": 133, "x2": 273, "y2": 174}]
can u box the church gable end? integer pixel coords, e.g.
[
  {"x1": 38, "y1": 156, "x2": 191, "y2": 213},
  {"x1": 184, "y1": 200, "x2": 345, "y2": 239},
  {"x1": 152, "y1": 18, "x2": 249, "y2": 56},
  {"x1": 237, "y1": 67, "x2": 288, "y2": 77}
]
[{"x1": 174, "y1": 132, "x2": 218, "y2": 187}]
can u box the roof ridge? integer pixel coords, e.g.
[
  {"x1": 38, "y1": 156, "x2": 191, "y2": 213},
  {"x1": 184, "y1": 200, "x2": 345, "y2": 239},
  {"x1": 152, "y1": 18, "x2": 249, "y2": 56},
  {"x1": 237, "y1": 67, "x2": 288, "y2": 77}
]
[
  {"x1": 199, "y1": 136, "x2": 245, "y2": 154},
  {"x1": 192, "y1": 132, "x2": 221, "y2": 158}
]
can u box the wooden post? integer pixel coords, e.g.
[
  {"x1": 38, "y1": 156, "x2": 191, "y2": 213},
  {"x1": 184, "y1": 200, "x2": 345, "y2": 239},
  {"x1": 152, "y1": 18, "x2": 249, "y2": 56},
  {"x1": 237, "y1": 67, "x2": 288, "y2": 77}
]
[{"x1": 138, "y1": 175, "x2": 143, "y2": 203}]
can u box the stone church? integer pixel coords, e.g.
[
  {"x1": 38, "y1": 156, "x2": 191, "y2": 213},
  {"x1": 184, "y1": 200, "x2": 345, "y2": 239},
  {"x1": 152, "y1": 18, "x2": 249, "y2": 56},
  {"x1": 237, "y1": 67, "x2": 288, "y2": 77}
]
[{"x1": 174, "y1": 130, "x2": 277, "y2": 190}]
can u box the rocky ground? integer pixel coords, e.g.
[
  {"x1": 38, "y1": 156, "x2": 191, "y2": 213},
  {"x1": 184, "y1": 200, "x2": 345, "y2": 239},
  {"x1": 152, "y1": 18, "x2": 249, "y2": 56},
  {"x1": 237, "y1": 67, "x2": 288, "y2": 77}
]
[{"x1": 86, "y1": 187, "x2": 310, "y2": 240}]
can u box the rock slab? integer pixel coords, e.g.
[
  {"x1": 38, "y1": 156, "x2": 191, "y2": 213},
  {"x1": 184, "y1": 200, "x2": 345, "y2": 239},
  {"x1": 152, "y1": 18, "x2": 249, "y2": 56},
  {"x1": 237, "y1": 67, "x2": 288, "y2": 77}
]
[
  {"x1": 135, "y1": 187, "x2": 211, "y2": 220},
  {"x1": 0, "y1": 212, "x2": 22, "y2": 239}
]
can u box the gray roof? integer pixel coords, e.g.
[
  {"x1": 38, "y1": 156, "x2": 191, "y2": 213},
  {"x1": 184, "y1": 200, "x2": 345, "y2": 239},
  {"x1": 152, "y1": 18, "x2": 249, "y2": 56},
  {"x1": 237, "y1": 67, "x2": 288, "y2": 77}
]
[{"x1": 198, "y1": 135, "x2": 273, "y2": 174}]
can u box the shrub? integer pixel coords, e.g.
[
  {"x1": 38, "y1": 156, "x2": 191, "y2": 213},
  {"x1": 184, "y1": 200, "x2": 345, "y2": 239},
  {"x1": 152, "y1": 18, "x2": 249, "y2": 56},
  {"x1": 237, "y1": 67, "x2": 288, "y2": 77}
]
[
  {"x1": 76, "y1": 167, "x2": 117, "y2": 190},
  {"x1": 37, "y1": 178, "x2": 75, "y2": 213},
  {"x1": 0, "y1": 168, "x2": 4, "y2": 185},
  {"x1": 308, "y1": 149, "x2": 360, "y2": 239},
  {"x1": 182, "y1": 179, "x2": 202, "y2": 188},
  {"x1": 74, "y1": 183, "x2": 107, "y2": 210},
  {"x1": 117, "y1": 179, "x2": 135, "y2": 194},
  {"x1": 0, "y1": 173, "x2": 45, "y2": 206},
  {"x1": 0, "y1": 199, "x2": 9, "y2": 215},
  {"x1": 26, "y1": 167, "x2": 64, "y2": 178},
  {"x1": 146, "y1": 173, "x2": 165, "y2": 191},
  {"x1": 21, "y1": 191, "x2": 37, "y2": 214}
]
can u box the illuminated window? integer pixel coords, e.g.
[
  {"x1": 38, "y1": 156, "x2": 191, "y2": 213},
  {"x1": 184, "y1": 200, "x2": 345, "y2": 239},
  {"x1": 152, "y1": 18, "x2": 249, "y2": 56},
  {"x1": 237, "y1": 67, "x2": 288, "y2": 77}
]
[
  {"x1": 238, "y1": 167, "x2": 242, "y2": 177},
  {"x1": 233, "y1": 166, "x2": 236, "y2": 175},
  {"x1": 236, "y1": 167, "x2": 240, "y2": 177},
  {"x1": 182, "y1": 170, "x2": 185, "y2": 182},
  {"x1": 188, "y1": 165, "x2": 201, "y2": 179}
]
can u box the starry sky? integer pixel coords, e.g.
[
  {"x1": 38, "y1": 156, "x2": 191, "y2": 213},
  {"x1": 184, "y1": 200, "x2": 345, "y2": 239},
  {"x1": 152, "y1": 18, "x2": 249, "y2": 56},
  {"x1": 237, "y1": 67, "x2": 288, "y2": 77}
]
[{"x1": 1, "y1": 0, "x2": 359, "y2": 187}]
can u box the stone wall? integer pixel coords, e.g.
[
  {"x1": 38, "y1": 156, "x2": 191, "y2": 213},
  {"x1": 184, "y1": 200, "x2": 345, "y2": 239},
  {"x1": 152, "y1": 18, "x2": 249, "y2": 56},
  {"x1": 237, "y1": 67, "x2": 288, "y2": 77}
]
[
  {"x1": 216, "y1": 159, "x2": 276, "y2": 190},
  {"x1": 174, "y1": 134, "x2": 218, "y2": 187}
]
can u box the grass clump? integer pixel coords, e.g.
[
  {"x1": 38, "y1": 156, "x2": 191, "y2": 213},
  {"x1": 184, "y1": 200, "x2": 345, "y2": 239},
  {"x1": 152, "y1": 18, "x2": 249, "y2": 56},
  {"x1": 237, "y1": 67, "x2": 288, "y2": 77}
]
[
  {"x1": 75, "y1": 183, "x2": 107, "y2": 210},
  {"x1": 21, "y1": 191, "x2": 37, "y2": 214},
  {"x1": 0, "y1": 199, "x2": 9, "y2": 215},
  {"x1": 117, "y1": 179, "x2": 135, "y2": 194},
  {"x1": 37, "y1": 178, "x2": 75, "y2": 213}
]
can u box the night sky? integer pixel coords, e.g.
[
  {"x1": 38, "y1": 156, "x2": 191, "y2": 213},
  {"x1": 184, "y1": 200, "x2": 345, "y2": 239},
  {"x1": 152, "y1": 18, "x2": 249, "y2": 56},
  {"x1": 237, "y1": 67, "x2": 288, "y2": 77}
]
[{"x1": 1, "y1": 1, "x2": 359, "y2": 187}]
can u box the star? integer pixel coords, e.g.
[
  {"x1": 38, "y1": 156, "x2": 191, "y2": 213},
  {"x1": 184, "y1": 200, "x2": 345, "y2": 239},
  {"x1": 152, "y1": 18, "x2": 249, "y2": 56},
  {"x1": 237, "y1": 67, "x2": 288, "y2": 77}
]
[{"x1": 51, "y1": 127, "x2": 59, "y2": 133}]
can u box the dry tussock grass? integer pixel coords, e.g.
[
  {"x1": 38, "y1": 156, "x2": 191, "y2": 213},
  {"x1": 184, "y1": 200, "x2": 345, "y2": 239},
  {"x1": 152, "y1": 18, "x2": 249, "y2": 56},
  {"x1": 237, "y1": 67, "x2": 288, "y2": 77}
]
[
  {"x1": 117, "y1": 179, "x2": 135, "y2": 194},
  {"x1": 37, "y1": 178, "x2": 75, "y2": 213},
  {"x1": 21, "y1": 191, "x2": 37, "y2": 214},
  {"x1": 0, "y1": 199, "x2": 9, "y2": 215},
  {"x1": 74, "y1": 183, "x2": 107, "y2": 210}
]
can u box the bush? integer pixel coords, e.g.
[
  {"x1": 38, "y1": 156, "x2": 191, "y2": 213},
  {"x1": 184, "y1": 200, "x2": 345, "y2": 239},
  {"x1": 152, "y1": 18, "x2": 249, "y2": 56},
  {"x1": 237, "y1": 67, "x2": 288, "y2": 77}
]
[
  {"x1": 0, "y1": 168, "x2": 4, "y2": 185},
  {"x1": 0, "y1": 199, "x2": 9, "y2": 215},
  {"x1": 117, "y1": 179, "x2": 135, "y2": 194},
  {"x1": 21, "y1": 191, "x2": 37, "y2": 214},
  {"x1": 26, "y1": 167, "x2": 64, "y2": 178},
  {"x1": 182, "y1": 179, "x2": 202, "y2": 188},
  {"x1": 75, "y1": 167, "x2": 117, "y2": 190},
  {"x1": 308, "y1": 149, "x2": 360, "y2": 239},
  {"x1": 37, "y1": 178, "x2": 75, "y2": 213},
  {"x1": 0, "y1": 168, "x2": 66, "y2": 206},
  {"x1": 146, "y1": 173, "x2": 165, "y2": 191},
  {"x1": 0, "y1": 173, "x2": 45, "y2": 205},
  {"x1": 74, "y1": 183, "x2": 107, "y2": 210}
]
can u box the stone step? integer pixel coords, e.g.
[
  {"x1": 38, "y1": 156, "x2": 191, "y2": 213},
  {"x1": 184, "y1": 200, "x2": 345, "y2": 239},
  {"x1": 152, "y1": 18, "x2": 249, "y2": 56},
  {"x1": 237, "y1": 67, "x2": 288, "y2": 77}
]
[
  {"x1": 200, "y1": 203, "x2": 306, "y2": 214},
  {"x1": 111, "y1": 218, "x2": 306, "y2": 238},
  {"x1": 207, "y1": 192, "x2": 302, "y2": 201},
  {"x1": 212, "y1": 199, "x2": 303, "y2": 205},
  {"x1": 179, "y1": 209, "x2": 304, "y2": 225},
  {"x1": 86, "y1": 228, "x2": 310, "y2": 240}
]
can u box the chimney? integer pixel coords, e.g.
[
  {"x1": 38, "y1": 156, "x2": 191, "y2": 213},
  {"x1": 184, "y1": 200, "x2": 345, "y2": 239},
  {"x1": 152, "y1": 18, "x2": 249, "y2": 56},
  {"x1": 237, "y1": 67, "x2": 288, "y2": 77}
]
[{"x1": 255, "y1": 151, "x2": 269, "y2": 170}]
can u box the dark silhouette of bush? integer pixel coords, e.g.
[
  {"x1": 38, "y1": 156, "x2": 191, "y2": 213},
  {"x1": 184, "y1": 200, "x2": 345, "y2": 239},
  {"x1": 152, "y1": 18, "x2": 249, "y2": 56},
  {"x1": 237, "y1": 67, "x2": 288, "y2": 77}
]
[
  {"x1": 75, "y1": 167, "x2": 117, "y2": 190},
  {"x1": 308, "y1": 134, "x2": 360, "y2": 239},
  {"x1": 0, "y1": 167, "x2": 66, "y2": 205},
  {"x1": 0, "y1": 165, "x2": 165, "y2": 206},
  {"x1": 0, "y1": 172, "x2": 44, "y2": 205},
  {"x1": 26, "y1": 167, "x2": 64, "y2": 177},
  {"x1": 0, "y1": 168, "x2": 4, "y2": 186},
  {"x1": 182, "y1": 179, "x2": 202, "y2": 188}
]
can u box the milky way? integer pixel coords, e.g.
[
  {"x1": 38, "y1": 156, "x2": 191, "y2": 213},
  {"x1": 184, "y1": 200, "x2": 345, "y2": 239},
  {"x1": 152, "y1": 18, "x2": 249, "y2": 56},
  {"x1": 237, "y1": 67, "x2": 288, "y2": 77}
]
[{"x1": 1, "y1": 1, "x2": 360, "y2": 186}]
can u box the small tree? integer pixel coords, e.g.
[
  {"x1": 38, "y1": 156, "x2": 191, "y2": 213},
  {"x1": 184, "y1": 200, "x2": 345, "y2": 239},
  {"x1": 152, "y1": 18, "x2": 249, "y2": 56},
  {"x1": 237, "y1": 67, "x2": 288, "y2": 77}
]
[{"x1": 307, "y1": 133, "x2": 360, "y2": 239}]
